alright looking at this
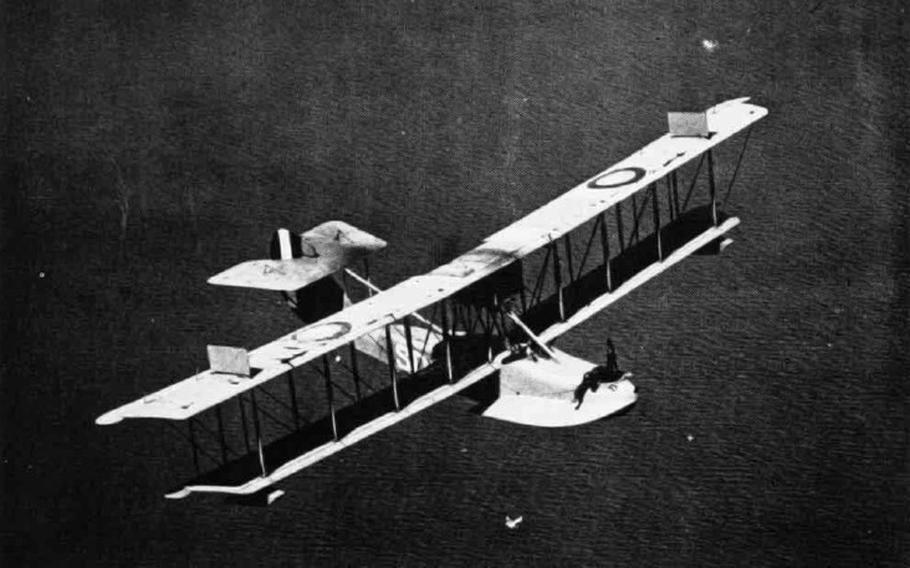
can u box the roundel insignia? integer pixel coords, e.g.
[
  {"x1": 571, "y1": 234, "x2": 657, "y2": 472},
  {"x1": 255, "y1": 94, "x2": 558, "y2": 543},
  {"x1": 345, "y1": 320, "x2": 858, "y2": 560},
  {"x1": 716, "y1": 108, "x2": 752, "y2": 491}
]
[
  {"x1": 292, "y1": 321, "x2": 353, "y2": 344},
  {"x1": 587, "y1": 167, "x2": 646, "y2": 189}
]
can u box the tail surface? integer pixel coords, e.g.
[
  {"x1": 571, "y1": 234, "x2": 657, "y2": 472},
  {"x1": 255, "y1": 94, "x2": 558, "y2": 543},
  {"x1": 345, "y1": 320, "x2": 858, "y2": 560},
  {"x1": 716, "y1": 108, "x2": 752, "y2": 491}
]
[
  {"x1": 269, "y1": 228, "x2": 317, "y2": 260},
  {"x1": 208, "y1": 221, "x2": 387, "y2": 324}
]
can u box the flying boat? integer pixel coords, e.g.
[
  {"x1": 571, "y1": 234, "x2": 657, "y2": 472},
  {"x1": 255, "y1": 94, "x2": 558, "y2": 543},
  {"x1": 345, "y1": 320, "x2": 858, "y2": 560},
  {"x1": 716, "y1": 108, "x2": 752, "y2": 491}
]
[{"x1": 96, "y1": 97, "x2": 767, "y2": 503}]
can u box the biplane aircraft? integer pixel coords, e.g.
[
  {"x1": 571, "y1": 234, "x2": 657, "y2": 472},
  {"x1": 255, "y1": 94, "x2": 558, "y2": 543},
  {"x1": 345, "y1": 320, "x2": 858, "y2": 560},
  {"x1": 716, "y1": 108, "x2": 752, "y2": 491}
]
[{"x1": 97, "y1": 97, "x2": 767, "y2": 504}]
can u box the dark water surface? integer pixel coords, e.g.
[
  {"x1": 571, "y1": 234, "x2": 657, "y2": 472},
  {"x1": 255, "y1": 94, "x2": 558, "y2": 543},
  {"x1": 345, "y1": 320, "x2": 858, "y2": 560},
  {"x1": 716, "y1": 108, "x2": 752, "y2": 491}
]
[{"x1": 3, "y1": 1, "x2": 908, "y2": 566}]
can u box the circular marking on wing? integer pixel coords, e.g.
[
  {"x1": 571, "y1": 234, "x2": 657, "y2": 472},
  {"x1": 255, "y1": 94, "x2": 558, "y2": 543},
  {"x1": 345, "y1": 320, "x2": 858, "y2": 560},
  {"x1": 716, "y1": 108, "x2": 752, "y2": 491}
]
[
  {"x1": 587, "y1": 167, "x2": 646, "y2": 189},
  {"x1": 292, "y1": 321, "x2": 352, "y2": 344}
]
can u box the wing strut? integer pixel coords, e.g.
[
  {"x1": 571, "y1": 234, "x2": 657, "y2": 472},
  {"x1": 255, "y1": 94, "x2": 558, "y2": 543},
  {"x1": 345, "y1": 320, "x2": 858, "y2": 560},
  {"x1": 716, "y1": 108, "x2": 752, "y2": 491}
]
[
  {"x1": 563, "y1": 234, "x2": 575, "y2": 284},
  {"x1": 551, "y1": 240, "x2": 565, "y2": 321},
  {"x1": 440, "y1": 300, "x2": 454, "y2": 382},
  {"x1": 384, "y1": 325, "x2": 401, "y2": 410},
  {"x1": 189, "y1": 420, "x2": 200, "y2": 473},
  {"x1": 322, "y1": 355, "x2": 339, "y2": 440},
  {"x1": 238, "y1": 396, "x2": 251, "y2": 453},
  {"x1": 708, "y1": 150, "x2": 718, "y2": 226},
  {"x1": 598, "y1": 212, "x2": 612, "y2": 291},
  {"x1": 505, "y1": 311, "x2": 559, "y2": 361},
  {"x1": 681, "y1": 153, "x2": 706, "y2": 212},
  {"x1": 671, "y1": 171, "x2": 681, "y2": 217},
  {"x1": 216, "y1": 406, "x2": 229, "y2": 463},
  {"x1": 575, "y1": 215, "x2": 601, "y2": 281},
  {"x1": 651, "y1": 183, "x2": 663, "y2": 261},
  {"x1": 615, "y1": 202, "x2": 626, "y2": 252},
  {"x1": 250, "y1": 390, "x2": 268, "y2": 476},
  {"x1": 721, "y1": 127, "x2": 754, "y2": 208},
  {"x1": 403, "y1": 316, "x2": 416, "y2": 374},
  {"x1": 348, "y1": 343, "x2": 363, "y2": 400},
  {"x1": 287, "y1": 371, "x2": 301, "y2": 429}
]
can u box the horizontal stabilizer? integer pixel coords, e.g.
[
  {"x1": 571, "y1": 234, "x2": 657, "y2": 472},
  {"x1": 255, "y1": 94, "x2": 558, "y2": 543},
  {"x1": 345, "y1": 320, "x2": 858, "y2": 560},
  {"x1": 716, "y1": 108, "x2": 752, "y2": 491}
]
[
  {"x1": 208, "y1": 257, "x2": 346, "y2": 291},
  {"x1": 302, "y1": 220, "x2": 386, "y2": 254}
]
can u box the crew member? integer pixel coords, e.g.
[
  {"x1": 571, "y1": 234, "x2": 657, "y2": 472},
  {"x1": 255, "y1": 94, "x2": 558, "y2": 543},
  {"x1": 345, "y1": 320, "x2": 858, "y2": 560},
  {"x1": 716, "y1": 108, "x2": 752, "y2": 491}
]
[
  {"x1": 605, "y1": 339, "x2": 620, "y2": 380},
  {"x1": 574, "y1": 369, "x2": 601, "y2": 410}
]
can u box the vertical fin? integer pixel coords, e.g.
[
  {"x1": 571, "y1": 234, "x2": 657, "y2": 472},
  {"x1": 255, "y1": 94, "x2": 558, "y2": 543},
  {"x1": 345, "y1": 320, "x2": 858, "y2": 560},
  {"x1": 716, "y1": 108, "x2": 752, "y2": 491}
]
[{"x1": 269, "y1": 228, "x2": 304, "y2": 260}]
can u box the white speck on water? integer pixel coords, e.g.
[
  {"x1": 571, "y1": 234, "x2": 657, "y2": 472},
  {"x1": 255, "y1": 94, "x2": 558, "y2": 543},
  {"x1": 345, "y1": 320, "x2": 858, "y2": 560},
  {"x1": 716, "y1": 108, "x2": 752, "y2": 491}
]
[
  {"x1": 686, "y1": 434, "x2": 695, "y2": 442},
  {"x1": 701, "y1": 38, "x2": 719, "y2": 52},
  {"x1": 505, "y1": 515, "x2": 523, "y2": 529},
  {"x1": 38, "y1": 271, "x2": 46, "y2": 278}
]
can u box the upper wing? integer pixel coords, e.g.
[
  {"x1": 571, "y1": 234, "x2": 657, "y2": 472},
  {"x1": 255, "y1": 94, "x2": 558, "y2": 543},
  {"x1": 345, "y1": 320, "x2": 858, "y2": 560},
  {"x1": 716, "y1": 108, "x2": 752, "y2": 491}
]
[{"x1": 96, "y1": 97, "x2": 767, "y2": 426}]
